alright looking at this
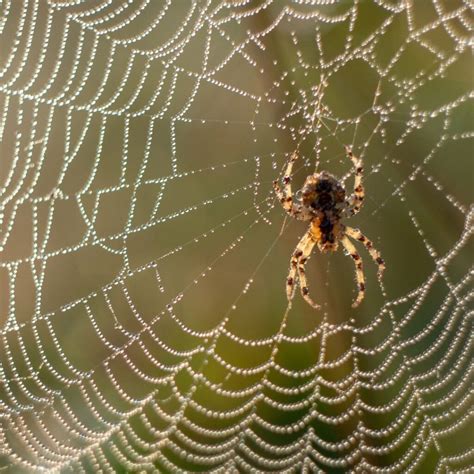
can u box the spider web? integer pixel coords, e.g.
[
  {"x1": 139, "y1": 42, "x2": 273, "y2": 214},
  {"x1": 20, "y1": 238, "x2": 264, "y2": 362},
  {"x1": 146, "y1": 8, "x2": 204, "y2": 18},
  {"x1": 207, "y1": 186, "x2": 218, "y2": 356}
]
[{"x1": 0, "y1": 1, "x2": 473, "y2": 472}]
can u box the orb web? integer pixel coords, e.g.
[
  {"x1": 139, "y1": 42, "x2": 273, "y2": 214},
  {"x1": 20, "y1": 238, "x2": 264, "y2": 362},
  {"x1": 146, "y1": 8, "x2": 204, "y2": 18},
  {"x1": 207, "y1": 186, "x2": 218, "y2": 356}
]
[{"x1": 0, "y1": 1, "x2": 472, "y2": 472}]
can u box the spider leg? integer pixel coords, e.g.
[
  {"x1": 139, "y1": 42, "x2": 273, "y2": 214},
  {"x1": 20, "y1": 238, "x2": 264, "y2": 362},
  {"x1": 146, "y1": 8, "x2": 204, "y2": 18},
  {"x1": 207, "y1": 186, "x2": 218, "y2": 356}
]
[
  {"x1": 286, "y1": 231, "x2": 310, "y2": 302},
  {"x1": 273, "y1": 153, "x2": 313, "y2": 221},
  {"x1": 297, "y1": 236, "x2": 319, "y2": 308},
  {"x1": 345, "y1": 145, "x2": 364, "y2": 216},
  {"x1": 281, "y1": 151, "x2": 298, "y2": 197},
  {"x1": 286, "y1": 230, "x2": 319, "y2": 308},
  {"x1": 345, "y1": 226, "x2": 385, "y2": 279},
  {"x1": 273, "y1": 151, "x2": 298, "y2": 213},
  {"x1": 341, "y1": 235, "x2": 365, "y2": 308}
]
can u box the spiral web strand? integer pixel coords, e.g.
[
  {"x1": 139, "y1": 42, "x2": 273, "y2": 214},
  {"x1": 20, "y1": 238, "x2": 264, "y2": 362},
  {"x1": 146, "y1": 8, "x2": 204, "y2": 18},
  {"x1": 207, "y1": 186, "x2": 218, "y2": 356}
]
[{"x1": 0, "y1": 1, "x2": 473, "y2": 472}]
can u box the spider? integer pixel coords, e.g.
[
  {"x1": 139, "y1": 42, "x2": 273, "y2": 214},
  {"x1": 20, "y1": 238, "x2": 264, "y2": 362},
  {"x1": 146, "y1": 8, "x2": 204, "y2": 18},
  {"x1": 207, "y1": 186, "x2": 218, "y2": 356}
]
[{"x1": 273, "y1": 146, "x2": 385, "y2": 308}]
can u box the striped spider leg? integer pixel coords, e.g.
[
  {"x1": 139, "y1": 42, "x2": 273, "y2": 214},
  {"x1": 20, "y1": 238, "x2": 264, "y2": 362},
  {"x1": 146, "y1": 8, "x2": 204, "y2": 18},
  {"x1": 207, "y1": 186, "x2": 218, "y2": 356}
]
[{"x1": 344, "y1": 145, "x2": 365, "y2": 216}]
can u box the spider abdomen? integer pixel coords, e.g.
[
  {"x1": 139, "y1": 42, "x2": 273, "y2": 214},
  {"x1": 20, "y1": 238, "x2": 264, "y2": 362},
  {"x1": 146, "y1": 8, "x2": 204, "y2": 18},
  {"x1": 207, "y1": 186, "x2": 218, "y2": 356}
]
[
  {"x1": 301, "y1": 173, "x2": 345, "y2": 212},
  {"x1": 315, "y1": 191, "x2": 333, "y2": 210}
]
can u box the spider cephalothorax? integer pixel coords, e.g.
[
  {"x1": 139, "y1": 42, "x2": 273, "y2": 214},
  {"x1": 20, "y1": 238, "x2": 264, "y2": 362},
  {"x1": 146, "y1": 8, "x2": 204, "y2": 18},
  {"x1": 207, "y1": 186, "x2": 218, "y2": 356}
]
[{"x1": 273, "y1": 146, "x2": 385, "y2": 308}]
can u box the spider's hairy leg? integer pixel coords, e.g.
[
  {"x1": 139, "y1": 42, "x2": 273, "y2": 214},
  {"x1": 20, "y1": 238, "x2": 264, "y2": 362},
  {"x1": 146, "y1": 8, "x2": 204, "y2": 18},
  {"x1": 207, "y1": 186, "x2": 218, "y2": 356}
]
[
  {"x1": 297, "y1": 235, "x2": 319, "y2": 308},
  {"x1": 273, "y1": 152, "x2": 298, "y2": 214},
  {"x1": 345, "y1": 145, "x2": 364, "y2": 216},
  {"x1": 286, "y1": 231, "x2": 319, "y2": 307},
  {"x1": 286, "y1": 231, "x2": 309, "y2": 302},
  {"x1": 341, "y1": 235, "x2": 365, "y2": 308},
  {"x1": 345, "y1": 226, "x2": 385, "y2": 279},
  {"x1": 282, "y1": 151, "x2": 298, "y2": 186}
]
